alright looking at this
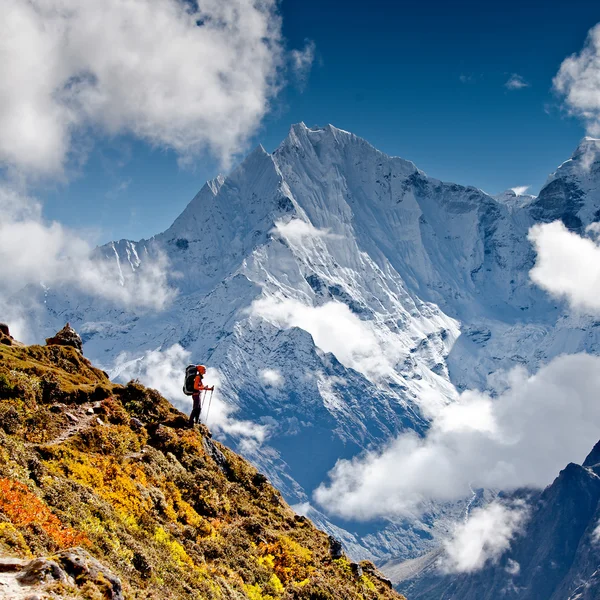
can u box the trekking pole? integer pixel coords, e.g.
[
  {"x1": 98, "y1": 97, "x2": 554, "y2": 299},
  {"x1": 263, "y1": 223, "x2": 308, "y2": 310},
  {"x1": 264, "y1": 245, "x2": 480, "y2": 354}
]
[
  {"x1": 200, "y1": 389, "x2": 207, "y2": 420},
  {"x1": 205, "y1": 388, "x2": 214, "y2": 426}
]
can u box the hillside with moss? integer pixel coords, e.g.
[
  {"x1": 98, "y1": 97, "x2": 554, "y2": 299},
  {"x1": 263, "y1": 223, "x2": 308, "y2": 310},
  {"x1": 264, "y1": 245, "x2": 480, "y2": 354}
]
[{"x1": 0, "y1": 327, "x2": 405, "y2": 600}]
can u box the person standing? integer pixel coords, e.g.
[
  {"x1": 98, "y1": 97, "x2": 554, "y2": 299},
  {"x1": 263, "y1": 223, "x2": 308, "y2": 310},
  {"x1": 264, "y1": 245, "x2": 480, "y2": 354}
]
[{"x1": 189, "y1": 365, "x2": 214, "y2": 427}]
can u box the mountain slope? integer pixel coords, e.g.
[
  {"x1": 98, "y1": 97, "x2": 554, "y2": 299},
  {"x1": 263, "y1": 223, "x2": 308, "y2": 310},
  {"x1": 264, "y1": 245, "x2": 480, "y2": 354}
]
[
  {"x1": 27, "y1": 125, "x2": 600, "y2": 561},
  {"x1": 0, "y1": 327, "x2": 403, "y2": 600}
]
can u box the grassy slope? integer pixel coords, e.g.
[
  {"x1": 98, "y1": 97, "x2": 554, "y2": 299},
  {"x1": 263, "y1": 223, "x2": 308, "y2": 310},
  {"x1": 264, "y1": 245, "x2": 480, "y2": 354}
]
[{"x1": 0, "y1": 341, "x2": 405, "y2": 600}]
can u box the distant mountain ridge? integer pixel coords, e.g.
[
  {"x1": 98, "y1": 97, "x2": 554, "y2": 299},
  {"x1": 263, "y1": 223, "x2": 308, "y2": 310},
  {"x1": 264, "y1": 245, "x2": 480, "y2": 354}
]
[
  {"x1": 393, "y1": 439, "x2": 600, "y2": 600},
  {"x1": 30, "y1": 124, "x2": 600, "y2": 561}
]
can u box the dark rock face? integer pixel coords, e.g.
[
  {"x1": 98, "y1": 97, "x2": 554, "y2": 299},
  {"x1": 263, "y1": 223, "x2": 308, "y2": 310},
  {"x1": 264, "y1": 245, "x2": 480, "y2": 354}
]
[
  {"x1": 45, "y1": 323, "x2": 83, "y2": 353},
  {"x1": 396, "y1": 440, "x2": 600, "y2": 600},
  {"x1": 528, "y1": 177, "x2": 585, "y2": 231},
  {"x1": 329, "y1": 535, "x2": 344, "y2": 560},
  {"x1": 0, "y1": 322, "x2": 20, "y2": 347}
]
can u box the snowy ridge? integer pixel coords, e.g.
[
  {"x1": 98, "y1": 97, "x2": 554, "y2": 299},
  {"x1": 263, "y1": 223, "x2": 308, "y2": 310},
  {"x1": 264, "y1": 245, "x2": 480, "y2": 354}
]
[{"x1": 29, "y1": 123, "x2": 600, "y2": 561}]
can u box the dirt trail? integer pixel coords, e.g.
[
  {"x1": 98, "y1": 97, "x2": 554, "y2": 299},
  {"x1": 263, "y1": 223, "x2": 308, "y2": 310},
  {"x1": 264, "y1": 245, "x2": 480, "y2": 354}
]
[{"x1": 27, "y1": 401, "x2": 103, "y2": 448}]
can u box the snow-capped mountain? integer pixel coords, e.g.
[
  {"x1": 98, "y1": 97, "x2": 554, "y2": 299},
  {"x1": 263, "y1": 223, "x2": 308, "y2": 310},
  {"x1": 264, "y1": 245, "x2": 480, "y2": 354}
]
[{"x1": 30, "y1": 125, "x2": 600, "y2": 561}]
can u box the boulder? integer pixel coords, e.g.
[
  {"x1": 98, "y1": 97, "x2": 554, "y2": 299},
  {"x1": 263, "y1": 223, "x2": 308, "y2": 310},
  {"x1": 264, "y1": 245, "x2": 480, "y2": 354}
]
[
  {"x1": 57, "y1": 548, "x2": 123, "y2": 600},
  {"x1": 328, "y1": 535, "x2": 344, "y2": 560},
  {"x1": 45, "y1": 323, "x2": 83, "y2": 353},
  {"x1": 14, "y1": 548, "x2": 123, "y2": 599}
]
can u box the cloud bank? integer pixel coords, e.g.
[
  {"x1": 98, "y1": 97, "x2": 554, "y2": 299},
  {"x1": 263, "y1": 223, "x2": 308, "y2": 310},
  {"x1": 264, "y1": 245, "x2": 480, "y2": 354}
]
[
  {"x1": 529, "y1": 220, "x2": 600, "y2": 314},
  {"x1": 0, "y1": 186, "x2": 175, "y2": 337},
  {"x1": 0, "y1": 0, "x2": 284, "y2": 174},
  {"x1": 314, "y1": 353, "x2": 600, "y2": 520},
  {"x1": 554, "y1": 23, "x2": 600, "y2": 135},
  {"x1": 112, "y1": 344, "x2": 267, "y2": 443},
  {"x1": 250, "y1": 296, "x2": 403, "y2": 380}
]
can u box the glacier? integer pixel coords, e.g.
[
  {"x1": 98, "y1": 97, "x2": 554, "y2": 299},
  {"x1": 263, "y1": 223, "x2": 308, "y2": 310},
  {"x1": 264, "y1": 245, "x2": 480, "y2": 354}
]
[{"x1": 27, "y1": 124, "x2": 600, "y2": 561}]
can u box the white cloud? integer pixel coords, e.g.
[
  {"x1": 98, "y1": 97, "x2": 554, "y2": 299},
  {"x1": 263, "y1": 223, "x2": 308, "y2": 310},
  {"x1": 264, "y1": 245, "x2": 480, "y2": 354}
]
[
  {"x1": 0, "y1": 0, "x2": 298, "y2": 331},
  {"x1": 511, "y1": 186, "x2": 530, "y2": 196},
  {"x1": 0, "y1": 186, "x2": 175, "y2": 313},
  {"x1": 528, "y1": 220, "x2": 600, "y2": 314},
  {"x1": 506, "y1": 558, "x2": 521, "y2": 576},
  {"x1": 272, "y1": 218, "x2": 342, "y2": 245},
  {"x1": 314, "y1": 353, "x2": 600, "y2": 519},
  {"x1": 0, "y1": 0, "x2": 284, "y2": 175},
  {"x1": 441, "y1": 502, "x2": 528, "y2": 574},
  {"x1": 554, "y1": 23, "x2": 600, "y2": 135},
  {"x1": 249, "y1": 296, "x2": 403, "y2": 380},
  {"x1": 592, "y1": 520, "x2": 600, "y2": 545},
  {"x1": 111, "y1": 344, "x2": 267, "y2": 443},
  {"x1": 505, "y1": 74, "x2": 530, "y2": 90},
  {"x1": 459, "y1": 74, "x2": 474, "y2": 84},
  {"x1": 291, "y1": 39, "x2": 316, "y2": 89},
  {"x1": 260, "y1": 368, "x2": 285, "y2": 388}
]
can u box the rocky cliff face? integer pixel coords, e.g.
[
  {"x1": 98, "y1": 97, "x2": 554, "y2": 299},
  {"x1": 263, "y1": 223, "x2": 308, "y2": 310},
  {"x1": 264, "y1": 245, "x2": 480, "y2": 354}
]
[
  {"x1": 0, "y1": 332, "x2": 404, "y2": 600},
  {"x1": 22, "y1": 126, "x2": 600, "y2": 561}
]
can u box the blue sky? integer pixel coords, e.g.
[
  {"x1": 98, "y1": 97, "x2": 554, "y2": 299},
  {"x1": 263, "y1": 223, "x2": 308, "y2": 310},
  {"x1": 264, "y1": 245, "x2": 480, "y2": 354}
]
[{"x1": 39, "y1": 0, "x2": 600, "y2": 243}]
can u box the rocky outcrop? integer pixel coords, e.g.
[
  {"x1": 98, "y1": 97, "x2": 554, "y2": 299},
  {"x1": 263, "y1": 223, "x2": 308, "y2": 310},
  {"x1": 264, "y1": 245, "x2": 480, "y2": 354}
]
[
  {"x1": 45, "y1": 323, "x2": 83, "y2": 352},
  {"x1": 0, "y1": 323, "x2": 22, "y2": 347},
  {"x1": 0, "y1": 548, "x2": 122, "y2": 600}
]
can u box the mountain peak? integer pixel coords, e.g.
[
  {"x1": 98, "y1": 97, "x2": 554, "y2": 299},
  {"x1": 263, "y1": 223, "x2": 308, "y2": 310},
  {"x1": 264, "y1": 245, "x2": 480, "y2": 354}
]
[
  {"x1": 282, "y1": 122, "x2": 354, "y2": 150},
  {"x1": 583, "y1": 439, "x2": 600, "y2": 468}
]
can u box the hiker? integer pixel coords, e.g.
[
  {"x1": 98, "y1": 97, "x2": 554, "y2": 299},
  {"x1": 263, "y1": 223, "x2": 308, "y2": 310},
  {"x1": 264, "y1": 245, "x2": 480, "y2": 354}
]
[{"x1": 184, "y1": 365, "x2": 214, "y2": 427}]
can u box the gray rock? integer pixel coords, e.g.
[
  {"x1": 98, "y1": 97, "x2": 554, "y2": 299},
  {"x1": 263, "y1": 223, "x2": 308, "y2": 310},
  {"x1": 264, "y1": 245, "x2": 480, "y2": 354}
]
[
  {"x1": 65, "y1": 412, "x2": 79, "y2": 424},
  {"x1": 203, "y1": 437, "x2": 231, "y2": 477},
  {"x1": 56, "y1": 547, "x2": 123, "y2": 600},
  {"x1": 17, "y1": 558, "x2": 67, "y2": 585}
]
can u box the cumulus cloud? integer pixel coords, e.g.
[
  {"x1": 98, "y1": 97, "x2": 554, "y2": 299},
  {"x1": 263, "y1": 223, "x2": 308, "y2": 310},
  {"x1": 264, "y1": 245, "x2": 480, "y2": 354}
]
[
  {"x1": 314, "y1": 353, "x2": 600, "y2": 519},
  {"x1": 441, "y1": 502, "x2": 528, "y2": 574},
  {"x1": 260, "y1": 368, "x2": 285, "y2": 388},
  {"x1": 112, "y1": 344, "x2": 267, "y2": 443},
  {"x1": 249, "y1": 296, "x2": 403, "y2": 380},
  {"x1": 554, "y1": 23, "x2": 600, "y2": 135},
  {"x1": 528, "y1": 220, "x2": 600, "y2": 314},
  {"x1": 505, "y1": 74, "x2": 530, "y2": 90},
  {"x1": 0, "y1": 0, "x2": 285, "y2": 174}
]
